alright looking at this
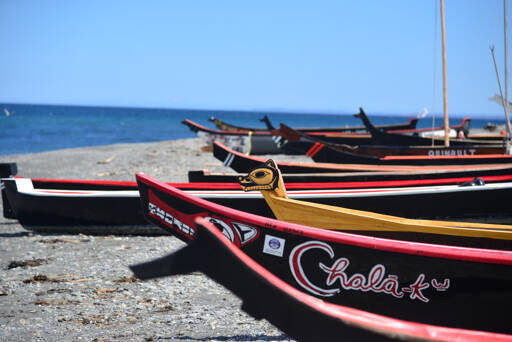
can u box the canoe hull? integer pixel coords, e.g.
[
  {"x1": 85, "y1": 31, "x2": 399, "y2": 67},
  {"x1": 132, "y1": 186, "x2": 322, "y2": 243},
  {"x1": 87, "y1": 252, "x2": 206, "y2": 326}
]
[
  {"x1": 130, "y1": 218, "x2": 512, "y2": 341},
  {"x1": 210, "y1": 113, "x2": 419, "y2": 133},
  {"x1": 309, "y1": 142, "x2": 512, "y2": 165},
  {"x1": 283, "y1": 139, "x2": 506, "y2": 157},
  {"x1": 4, "y1": 174, "x2": 512, "y2": 228}
]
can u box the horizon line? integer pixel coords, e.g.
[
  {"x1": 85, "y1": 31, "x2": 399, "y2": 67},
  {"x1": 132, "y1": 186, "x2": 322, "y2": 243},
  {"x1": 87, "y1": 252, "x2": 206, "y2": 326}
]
[{"x1": 0, "y1": 101, "x2": 507, "y2": 120}]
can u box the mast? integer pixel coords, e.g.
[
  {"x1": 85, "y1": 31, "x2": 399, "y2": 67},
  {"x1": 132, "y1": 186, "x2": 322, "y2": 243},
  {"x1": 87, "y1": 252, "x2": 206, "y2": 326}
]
[
  {"x1": 440, "y1": 0, "x2": 450, "y2": 147},
  {"x1": 506, "y1": 0, "x2": 509, "y2": 108},
  {"x1": 505, "y1": 0, "x2": 512, "y2": 153},
  {"x1": 505, "y1": 0, "x2": 512, "y2": 154}
]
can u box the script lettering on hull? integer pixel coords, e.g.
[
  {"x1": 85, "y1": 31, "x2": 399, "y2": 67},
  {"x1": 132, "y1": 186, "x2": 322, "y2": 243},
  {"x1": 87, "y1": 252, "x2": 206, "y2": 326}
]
[{"x1": 289, "y1": 241, "x2": 450, "y2": 302}]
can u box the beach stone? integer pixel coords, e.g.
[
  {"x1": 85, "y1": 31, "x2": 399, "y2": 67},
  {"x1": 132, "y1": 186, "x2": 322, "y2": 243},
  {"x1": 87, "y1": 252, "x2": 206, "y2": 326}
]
[{"x1": 0, "y1": 138, "x2": 301, "y2": 341}]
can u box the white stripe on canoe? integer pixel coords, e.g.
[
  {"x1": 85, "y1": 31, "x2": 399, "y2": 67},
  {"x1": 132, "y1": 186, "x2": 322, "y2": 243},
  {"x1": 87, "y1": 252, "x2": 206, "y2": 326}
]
[
  {"x1": 11, "y1": 178, "x2": 512, "y2": 199},
  {"x1": 223, "y1": 153, "x2": 235, "y2": 167}
]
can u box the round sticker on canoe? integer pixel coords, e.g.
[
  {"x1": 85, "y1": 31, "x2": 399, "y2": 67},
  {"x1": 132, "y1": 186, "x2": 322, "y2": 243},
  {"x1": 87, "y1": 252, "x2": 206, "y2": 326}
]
[{"x1": 269, "y1": 238, "x2": 281, "y2": 249}]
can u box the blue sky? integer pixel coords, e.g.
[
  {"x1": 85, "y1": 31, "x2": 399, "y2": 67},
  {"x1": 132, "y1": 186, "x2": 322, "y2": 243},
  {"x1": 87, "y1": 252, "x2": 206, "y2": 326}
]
[{"x1": 0, "y1": 1, "x2": 510, "y2": 118}]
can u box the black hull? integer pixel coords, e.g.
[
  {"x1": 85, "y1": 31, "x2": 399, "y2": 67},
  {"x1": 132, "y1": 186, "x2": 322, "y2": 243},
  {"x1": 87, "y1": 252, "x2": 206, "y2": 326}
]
[
  {"x1": 282, "y1": 139, "x2": 506, "y2": 157},
  {"x1": 299, "y1": 134, "x2": 505, "y2": 149},
  {"x1": 135, "y1": 174, "x2": 512, "y2": 334},
  {"x1": 310, "y1": 142, "x2": 512, "y2": 165},
  {"x1": 4, "y1": 190, "x2": 147, "y2": 226}
]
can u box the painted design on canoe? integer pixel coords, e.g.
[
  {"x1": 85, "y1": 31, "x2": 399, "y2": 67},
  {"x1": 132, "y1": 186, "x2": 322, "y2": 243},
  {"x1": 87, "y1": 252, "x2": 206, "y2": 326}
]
[
  {"x1": 148, "y1": 188, "x2": 259, "y2": 246},
  {"x1": 289, "y1": 240, "x2": 450, "y2": 302}
]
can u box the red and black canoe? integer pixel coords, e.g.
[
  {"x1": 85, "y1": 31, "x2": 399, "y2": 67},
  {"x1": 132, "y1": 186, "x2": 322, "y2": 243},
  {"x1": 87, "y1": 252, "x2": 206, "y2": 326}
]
[
  {"x1": 134, "y1": 173, "x2": 512, "y2": 334},
  {"x1": 213, "y1": 140, "x2": 512, "y2": 172}
]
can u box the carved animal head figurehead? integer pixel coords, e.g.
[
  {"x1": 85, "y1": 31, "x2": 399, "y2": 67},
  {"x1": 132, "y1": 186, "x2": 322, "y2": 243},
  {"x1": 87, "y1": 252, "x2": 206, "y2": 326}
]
[{"x1": 238, "y1": 159, "x2": 280, "y2": 191}]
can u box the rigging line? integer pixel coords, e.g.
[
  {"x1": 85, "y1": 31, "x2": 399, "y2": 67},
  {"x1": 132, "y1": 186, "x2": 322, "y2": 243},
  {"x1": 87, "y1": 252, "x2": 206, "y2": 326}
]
[{"x1": 490, "y1": 45, "x2": 512, "y2": 154}]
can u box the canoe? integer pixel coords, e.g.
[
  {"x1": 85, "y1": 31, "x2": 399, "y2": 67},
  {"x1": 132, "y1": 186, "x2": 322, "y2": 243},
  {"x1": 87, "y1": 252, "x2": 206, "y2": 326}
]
[
  {"x1": 353, "y1": 108, "x2": 503, "y2": 145},
  {"x1": 295, "y1": 116, "x2": 476, "y2": 147},
  {"x1": 296, "y1": 139, "x2": 512, "y2": 165},
  {"x1": 131, "y1": 217, "x2": 512, "y2": 341},
  {"x1": 209, "y1": 111, "x2": 419, "y2": 133},
  {"x1": 135, "y1": 172, "x2": 512, "y2": 334},
  {"x1": 213, "y1": 140, "x2": 512, "y2": 172},
  {"x1": 279, "y1": 122, "x2": 506, "y2": 157},
  {"x1": 7, "y1": 164, "x2": 512, "y2": 228},
  {"x1": 188, "y1": 163, "x2": 512, "y2": 183},
  {"x1": 182, "y1": 119, "x2": 284, "y2": 155}
]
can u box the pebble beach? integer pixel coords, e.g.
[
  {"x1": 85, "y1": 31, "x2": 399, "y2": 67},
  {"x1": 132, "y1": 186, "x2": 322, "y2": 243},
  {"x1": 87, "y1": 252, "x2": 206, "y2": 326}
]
[{"x1": 0, "y1": 138, "x2": 312, "y2": 342}]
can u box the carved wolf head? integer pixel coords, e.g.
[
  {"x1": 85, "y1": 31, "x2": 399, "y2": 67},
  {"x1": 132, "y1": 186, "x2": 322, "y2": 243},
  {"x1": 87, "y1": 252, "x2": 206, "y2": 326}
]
[{"x1": 238, "y1": 159, "x2": 279, "y2": 191}]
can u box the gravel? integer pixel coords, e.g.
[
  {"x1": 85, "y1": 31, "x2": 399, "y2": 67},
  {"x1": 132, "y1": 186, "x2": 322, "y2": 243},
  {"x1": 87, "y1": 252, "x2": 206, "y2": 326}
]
[{"x1": 0, "y1": 138, "x2": 310, "y2": 342}]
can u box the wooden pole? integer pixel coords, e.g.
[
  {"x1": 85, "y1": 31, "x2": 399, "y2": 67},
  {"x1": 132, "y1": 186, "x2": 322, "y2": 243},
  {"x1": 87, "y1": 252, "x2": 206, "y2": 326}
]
[
  {"x1": 440, "y1": 0, "x2": 450, "y2": 146},
  {"x1": 505, "y1": 0, "x2": 512, "y2": 152},
  {"x1": 503, "y1": 0, "x2": 512, "y2": 153},
  {"x1": 506, "y1": 0, "x2": 509, "y2": 107}
]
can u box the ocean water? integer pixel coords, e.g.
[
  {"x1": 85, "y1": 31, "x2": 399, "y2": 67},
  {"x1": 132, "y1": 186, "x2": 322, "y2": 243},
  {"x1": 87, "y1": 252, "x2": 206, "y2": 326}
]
[{"x1": 0, "y1": 103, "x2": 507, "y2": 156}]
